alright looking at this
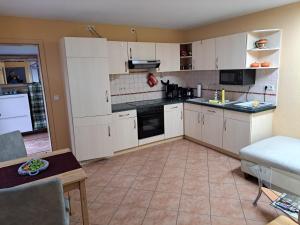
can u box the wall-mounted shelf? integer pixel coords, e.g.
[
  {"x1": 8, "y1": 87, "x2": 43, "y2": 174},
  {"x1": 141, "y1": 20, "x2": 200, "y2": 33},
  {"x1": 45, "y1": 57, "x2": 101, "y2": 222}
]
[
  {"x1": 246, "y1": 67, "x2": 279, "y2": 70},
  {"x1": 180, "y1": 43, "x2": 192, "y2": 70},
  {"x1": 246, "y1": 29, "x2": 281, "y2": 70}
]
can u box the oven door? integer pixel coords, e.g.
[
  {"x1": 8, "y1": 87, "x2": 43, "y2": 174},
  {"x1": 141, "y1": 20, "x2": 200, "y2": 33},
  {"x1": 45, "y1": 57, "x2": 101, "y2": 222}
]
[{"x1": 138, "y1": 111, "x2": 164, "y2": 139}]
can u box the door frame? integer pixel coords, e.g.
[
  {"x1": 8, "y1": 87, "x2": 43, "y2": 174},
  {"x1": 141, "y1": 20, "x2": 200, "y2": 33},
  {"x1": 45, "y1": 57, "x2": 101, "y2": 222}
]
[{"x1": 0, "y1": 38, "x2": 57, "y2": 150}]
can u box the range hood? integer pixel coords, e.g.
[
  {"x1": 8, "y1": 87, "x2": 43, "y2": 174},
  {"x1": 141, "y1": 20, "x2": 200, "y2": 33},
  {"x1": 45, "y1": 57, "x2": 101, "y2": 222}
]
[{"x1": 128, "y1": 60, "x2": 160, "y2": 70}]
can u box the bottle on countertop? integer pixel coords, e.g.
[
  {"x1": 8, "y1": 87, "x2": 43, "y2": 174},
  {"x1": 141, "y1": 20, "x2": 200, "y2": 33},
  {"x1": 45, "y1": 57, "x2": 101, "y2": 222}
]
[
  {"x1": 214, "y1": 90, "x2": 218, "y2": 101},
  {"x1": 221, "y1": 89, "x2": 225, "y2": 104}
]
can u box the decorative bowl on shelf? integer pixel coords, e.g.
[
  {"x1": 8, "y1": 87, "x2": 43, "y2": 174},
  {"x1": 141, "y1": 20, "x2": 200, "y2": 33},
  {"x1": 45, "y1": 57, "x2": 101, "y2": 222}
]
[
  {"x1": 261, "y1": 62, "x2": 271, "y2": 67},
  {"x1": 255, "y1": 39, "x2": 268, "y2": 49},
  {"x1": 250, "y1": 62, "x2": 260, "y2": 68},
  {"x1": 18, "y1": 159, "x2": 49, "y2": 176}
]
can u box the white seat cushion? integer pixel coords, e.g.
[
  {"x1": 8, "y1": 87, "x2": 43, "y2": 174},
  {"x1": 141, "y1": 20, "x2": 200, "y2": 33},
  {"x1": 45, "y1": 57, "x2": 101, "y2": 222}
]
[{"x1": 240, "y1": 136, "x2": 300, "y2": 175}]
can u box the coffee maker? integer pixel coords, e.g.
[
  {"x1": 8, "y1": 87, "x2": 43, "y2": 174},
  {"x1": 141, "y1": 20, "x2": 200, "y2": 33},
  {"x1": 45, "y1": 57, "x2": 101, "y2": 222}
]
[{"x1": 161, "y1": 80, "x2": 178, "y2": 99}]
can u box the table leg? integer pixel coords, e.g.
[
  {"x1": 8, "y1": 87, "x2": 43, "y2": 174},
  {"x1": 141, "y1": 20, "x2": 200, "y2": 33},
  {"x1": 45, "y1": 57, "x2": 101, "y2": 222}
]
[
  {"x1": 253, "y1": 172, "x2": 263, "y2": 206},
  {"x1": 79, "y1": 180, "x2": 89, "y2": 225}
]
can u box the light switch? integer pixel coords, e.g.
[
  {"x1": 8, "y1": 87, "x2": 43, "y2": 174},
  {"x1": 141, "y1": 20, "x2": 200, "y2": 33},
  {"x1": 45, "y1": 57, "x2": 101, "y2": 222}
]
[{"x1": 53, "y1": 95, "x2": 60, "y2": 101}]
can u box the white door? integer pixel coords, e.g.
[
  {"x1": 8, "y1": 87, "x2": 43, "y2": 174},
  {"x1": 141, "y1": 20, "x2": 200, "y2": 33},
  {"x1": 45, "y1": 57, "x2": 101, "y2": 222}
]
[
  {"x1": 156, "y1": 43, "x2": 180, "y2": 72},
  {"x1": 66, "y1": 57, "x2": 111, "y2": 117},
  {"x1": 73, "y1": 115, "x2": 113, "y2": 161},
  {"x1": 63, "y1": 37, "x2": 108, "y2": 58},
  {"x1": 128, "y1": 42, "x2": 156, "y2": 60},
  {"x1": 108, "y1": 41, "x2": 129, "y2": 74},
  {"x1": 112, "y1": 117, "x2": 138, "y2": 152},
  {"x1": 202, "y1": 38, "x2": 216, "y2": 70},
  {"x1": 192, "y1": 41, "x2": 202, "y2": 70},
  {"x1": 216, "y1": 33, "x2": 247, "y2": 70},
  {"x1": 184, "y1": 109, "x2": 202, "y2": 141},
  {"x1": 164, "y1": 104, "x2": 184, "y2": 139},
  {"x1": 223, "y1": 118, "x2": 250, "y2": 154},
  {"x1": 202, "y1": 109, "x2": 224, "y2": 148}
]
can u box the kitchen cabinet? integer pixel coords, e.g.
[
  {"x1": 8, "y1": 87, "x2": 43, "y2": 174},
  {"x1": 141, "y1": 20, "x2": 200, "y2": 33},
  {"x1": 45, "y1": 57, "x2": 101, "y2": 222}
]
[
  {"x1": 223, "y1": 117, "x2": 250, "y2": 155},
  {"x1": 201, "y1": 106, "x2": 224, "y2": 148},
  {"x1": 66, "y1": 57, "x2": 111, "y2": 117},
  {"x1": 164, "y1": 103, "x2": 184, "y2": 139},
  {"x1": 73, "y1": 115, "x2": 113, "y2": 161},
  {"x1": 60, "y1": 37, "x2": 112, "y2": 161},
  {"x1": 184, "y1": 103, "x2": 202, "y2": 141},
  {"x1": 192, "y1": 38, "x2": 216, "y2": 70},
  {"x1": 112, "y1": 110, "x2": 138, "y2": 152},
  {"x1": 108, "y1": 41, "x2": 129, "y2": 74},
  {"x1": 0, "y1": 94, "x2": 32, "y2": 134},
  {"x1": 216, "y1": 33, "x2": 247, "y2": 70},
  {"x1": 63, "y1": 37, "x2": 108, "y2": 58},
  {"x1": 128, "y1": 42, "x2": 156, "y2": 60},
  {"x1": 156, "y1": 43, "x2": 180, "y2": 72}
]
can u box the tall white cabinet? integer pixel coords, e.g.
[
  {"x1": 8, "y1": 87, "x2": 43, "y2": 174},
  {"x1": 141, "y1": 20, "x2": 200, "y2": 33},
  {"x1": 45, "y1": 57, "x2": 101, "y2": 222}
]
[{"x1": 60, "y1": 37, "x2": 113, "y2": 161}]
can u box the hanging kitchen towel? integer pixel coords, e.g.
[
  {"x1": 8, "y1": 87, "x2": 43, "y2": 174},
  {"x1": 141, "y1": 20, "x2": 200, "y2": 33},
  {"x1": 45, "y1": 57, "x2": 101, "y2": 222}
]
[{"x1": 28, "y1": 83, "x2": 47, "y2": 131}]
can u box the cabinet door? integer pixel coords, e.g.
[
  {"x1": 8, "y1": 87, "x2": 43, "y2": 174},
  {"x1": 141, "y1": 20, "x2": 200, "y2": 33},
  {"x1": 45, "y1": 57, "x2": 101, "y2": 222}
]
[
  {"x1": 128, "y1": 42, "x2": 156, "y2": 60},
  {"x1": 156, "y1": 43, "x2": 180, "y2": 72},
  {"x1": 74, "y1": 116, "x2": 113, "y2": 161},
  {"x1": 202, "y1": 109, "x2": 224, "y2": 148},
  {"x1": 184, "y1": 109, "x2": 202, "y2": 141},
  {"x1": 223, "y1": 118, "x2": 250, "y2": 155},
  {"x1": 112, "y1": 117, "x2": 138, "y2": 152},
  {"x1": 0, "y1": 116, "x2": 33, "y2": 134},
  {"x1": 192, "y1": 41, "x2": 202, "y2": 70},
  {"x1": 64, "y1": 37, "x2": 108, "y2": 58},
  {"x1": 216, "y1": 33, "x2": 247, "y2": 70},
  {"x1": 108, "y1": 41, "x2": 129, "y2": 74},
  {"x1": 0, "y1": 62, "x2": 6, "y2": 84},
  {"x1": 66, "y1": 57, "x2": 111, "y2": 117},
  {"x1": 202, "y1": 38, "x2": 216, "y2": 70},
  {"x1": 164, "y1": 104, "x2": 184, "y2": 139}
]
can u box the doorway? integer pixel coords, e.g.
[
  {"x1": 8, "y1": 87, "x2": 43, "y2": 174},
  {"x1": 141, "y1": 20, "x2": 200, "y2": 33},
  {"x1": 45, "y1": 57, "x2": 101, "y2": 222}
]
[{"x1": 0, "y1": 44, "x2": 52, "y2": 155}]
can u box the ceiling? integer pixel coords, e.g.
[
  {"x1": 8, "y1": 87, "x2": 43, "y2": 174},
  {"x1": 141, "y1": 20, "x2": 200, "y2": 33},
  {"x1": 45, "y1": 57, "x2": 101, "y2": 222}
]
[{"x1": 0, "y1": 0, "x2": 298, "y2": 29}]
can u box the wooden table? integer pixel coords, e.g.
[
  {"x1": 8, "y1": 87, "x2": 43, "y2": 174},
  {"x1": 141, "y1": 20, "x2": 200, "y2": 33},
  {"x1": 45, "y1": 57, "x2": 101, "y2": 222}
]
[
  {"x1": 262, "y1": 187, "x2": 299, "y2": 224},
  {"x1": 0, "y1": 149, "x2": 89, "y2": 225}
]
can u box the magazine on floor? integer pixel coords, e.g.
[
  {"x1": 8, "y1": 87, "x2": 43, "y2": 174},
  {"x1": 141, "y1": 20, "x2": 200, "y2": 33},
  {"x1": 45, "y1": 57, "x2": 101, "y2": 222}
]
[{"x1": 271, "y1": 193, "x2": 300, "y2": 220}]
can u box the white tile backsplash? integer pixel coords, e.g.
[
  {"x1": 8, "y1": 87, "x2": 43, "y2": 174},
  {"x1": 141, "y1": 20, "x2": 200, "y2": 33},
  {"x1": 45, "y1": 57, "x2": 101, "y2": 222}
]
[{"x1": 110, "y1": 69, "x2": 278, "y2": 104}]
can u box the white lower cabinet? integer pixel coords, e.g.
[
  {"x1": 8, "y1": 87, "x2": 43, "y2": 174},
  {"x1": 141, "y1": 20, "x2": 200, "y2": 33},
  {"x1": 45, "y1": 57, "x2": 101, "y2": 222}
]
[
  {"x1": 112, "y1": 110, "x2": 138, "y2": 152},
  {"x1": 223, "y1": 117, "x2": 250, "y2": 154},
  {"x1": 201, "y1": 106, "x2": 224, "y2": 148},
  {"x1": 73, "y1": 115, "x2": 113, "y2": 161},
  {"x1": 184, "y1": 103, "x2": 202, "y2": 141},
  {"x1": 164, "y1": 103, "x2": 184, "y2": 139}
]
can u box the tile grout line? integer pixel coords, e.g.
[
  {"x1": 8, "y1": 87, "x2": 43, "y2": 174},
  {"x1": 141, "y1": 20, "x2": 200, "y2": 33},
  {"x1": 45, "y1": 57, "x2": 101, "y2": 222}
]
[
  {"x1": 140, "y1": 144, "x2": 173, "y2": 225},
  {"x1": 206, "y1": 147, "x2": 213, "y2": 225},
  {"x1": 175, "y1": 141, "x2": 189, "y2": 225}
]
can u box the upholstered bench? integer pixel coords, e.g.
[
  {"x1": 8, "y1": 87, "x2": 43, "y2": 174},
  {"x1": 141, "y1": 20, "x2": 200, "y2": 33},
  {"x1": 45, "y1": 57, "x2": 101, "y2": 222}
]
[{"x1": 240, "y1": 136, "x2": 300, "y2": 196}]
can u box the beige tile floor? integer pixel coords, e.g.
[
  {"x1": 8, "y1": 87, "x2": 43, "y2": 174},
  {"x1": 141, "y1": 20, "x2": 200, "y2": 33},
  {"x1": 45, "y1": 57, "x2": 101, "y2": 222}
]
[
  {"x1": 23, "y1": 132, "x2": 51, "y2": 155},
  {"x1": 70, "y1": 139, "x2": 279, "y2": 225}
]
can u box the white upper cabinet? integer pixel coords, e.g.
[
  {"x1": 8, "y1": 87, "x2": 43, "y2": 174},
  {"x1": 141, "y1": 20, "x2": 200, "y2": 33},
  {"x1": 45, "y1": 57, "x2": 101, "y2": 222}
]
[
  {"x1": 192, "y1": 39, "x2": 216, "y2": 70},
  {"x1": 164, "y1": 103, "x2": 184, "y2": 139},
  {"x1": 216, "y1": 33, "x2": 247, "y2": 70},
  {"x1": 63, "y1": 37, "x2": 108, "y2": 58},
  {"x1": 156, "y1": 43, "x2": 180, "y2": 72},
  {"x1": 66, "y1": 57, "x2": 111, "y2": 117},
  {"x1": 128, "y1": 42, "x2": 156, "y2": 60},
  {"x1": 108, "y1": 41, "x2": 129, "y2": 74}
]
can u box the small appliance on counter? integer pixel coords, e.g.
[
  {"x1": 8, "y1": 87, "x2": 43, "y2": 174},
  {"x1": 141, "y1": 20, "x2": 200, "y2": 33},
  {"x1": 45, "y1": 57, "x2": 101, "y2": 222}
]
[{"x1": 197, "y1": 84, "x2": 202, "y2": 98}]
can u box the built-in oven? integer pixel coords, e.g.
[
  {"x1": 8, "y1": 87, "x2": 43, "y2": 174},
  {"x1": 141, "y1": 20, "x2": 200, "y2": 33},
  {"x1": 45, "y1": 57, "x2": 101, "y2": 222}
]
[
  {"x1": 219, "y1": 69, "x2": 256, "y2": 85},
  {"x1": 137, "y1": 105, "x2": 164, "y2": 140}
]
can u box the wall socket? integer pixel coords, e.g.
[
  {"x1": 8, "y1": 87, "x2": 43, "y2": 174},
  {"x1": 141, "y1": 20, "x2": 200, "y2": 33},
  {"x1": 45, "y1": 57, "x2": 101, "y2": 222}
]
[{"x1": 265, "y1": 85, "x2": 275, "y2": 91}]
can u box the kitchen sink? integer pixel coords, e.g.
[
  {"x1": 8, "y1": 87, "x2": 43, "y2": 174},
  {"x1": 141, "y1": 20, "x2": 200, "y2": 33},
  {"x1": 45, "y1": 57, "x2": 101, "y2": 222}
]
[{"x1": 234, "y1": 101, "x2": 272, "y2": 108}]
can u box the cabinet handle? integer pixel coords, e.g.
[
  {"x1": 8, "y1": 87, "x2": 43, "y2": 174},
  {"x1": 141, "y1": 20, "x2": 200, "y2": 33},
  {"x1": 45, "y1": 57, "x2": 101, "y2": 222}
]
[
  {"x1": 105, "y1": 90, "x2": 109, "y2": 102},
  {"x1": 171, "y1": 106, "x2": 178, "y2": 109},
  {"x1": 198, "y1": 112, "x2": 200, "y2": 123},
  {"x1": 129, "y1": 48, "x2": 132, "y2": 59},
  {"x1": 0, "y1": 113, "x2": 1, "y2": 117},
  {"x1": 125, "y1": 61, "x2": 128, "y2": 72},
  {"x1": 119, "y1": 113, "x2": 130, "y2": 117},
  {"x1": 108, "y1": 125, "x2": 111, "y2": 137},
  {"x1": 208, "y1": 110, "x2": 216, "y2": 113},
  {"x1": 181, "y1": 111, "x2": 183, "y2": 120},
  {"x1": 224, "y1": 119, "x2": 227, "y2": 131},
  {"x1": 216, "y1": 57, "x2": 219, "y2": 70},
  {"x1": 202, "y1": 114, "x2": 204, "y2": 125},
  {"x1": 134, "y1": 119, "x2": 136, "y2": 129}
]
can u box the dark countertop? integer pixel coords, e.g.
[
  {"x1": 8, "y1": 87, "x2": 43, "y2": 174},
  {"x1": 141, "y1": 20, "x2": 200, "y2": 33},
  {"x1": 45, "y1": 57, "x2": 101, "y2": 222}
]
[{"x1": 112, "y1": 98, "x2": 276, "y2": 114}]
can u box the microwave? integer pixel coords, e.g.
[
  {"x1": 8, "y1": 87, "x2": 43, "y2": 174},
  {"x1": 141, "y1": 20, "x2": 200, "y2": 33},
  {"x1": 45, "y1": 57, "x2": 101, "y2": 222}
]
[{"x1": 219, "y1": 70, "x2": 256, "y2": 85}]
